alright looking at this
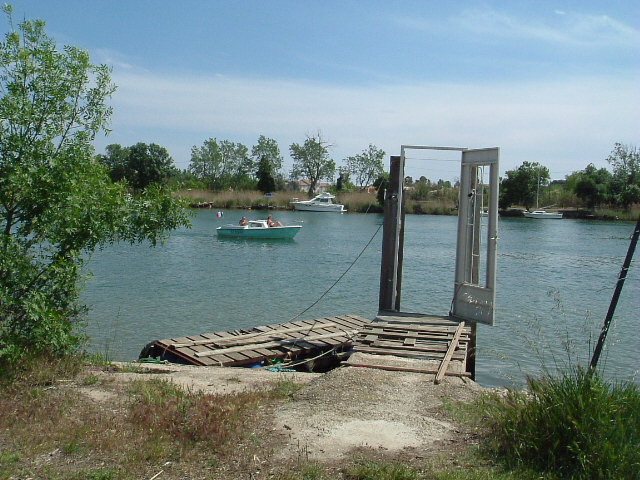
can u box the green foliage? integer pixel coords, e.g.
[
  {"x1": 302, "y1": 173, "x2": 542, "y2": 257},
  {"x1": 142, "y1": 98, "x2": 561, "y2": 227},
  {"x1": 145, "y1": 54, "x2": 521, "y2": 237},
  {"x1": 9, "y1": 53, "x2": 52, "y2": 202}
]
[
  {"x1": 566, "y1": 163, "x2": 612, "y2": 209},
  {"x1": 499, "y1": 162, "x2": 549, "y2": 210},
  {"x1": 252, "y1": 135, "x2": 283, "y2": 174},
  {"x1": 0, "y1": 8, "x2": 190, "y2": 364},
  {"x1": 98, "y1": 142, "x2": 176, "y2": 190},
  {"x1": 256, "y1": 155, "x2": 276, "y2": 193},
  {"x1": 290, "y1": 133, "x2": 336, "y2": 197},
  {"x1": 343, "y1": 458, "x2": 420, "y2": 480},
  {"x1": 483, "y1": 368, "x2": 640, "y2": 479},
  {"x1": 189, "y1": 137, "x2": 254, "y2": 190},
  {"x1": 373, "y1": 173, "x2": 390, "y2": 206},
  {"x1": 344, "y1": 143, "x2": 385, "y2": 189},
  {"x1": 608, "y1": 143, "x2": 640, "y2": 209}
]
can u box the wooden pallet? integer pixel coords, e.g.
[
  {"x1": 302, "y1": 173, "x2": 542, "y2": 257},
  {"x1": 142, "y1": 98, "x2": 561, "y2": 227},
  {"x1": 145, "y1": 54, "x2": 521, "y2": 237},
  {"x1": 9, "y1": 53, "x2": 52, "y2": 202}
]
[
  {"x1": 350, "y1": 312, "x2": 471, "y2": 383},
  {"x1": 150, "y1": 314, "x2": 370, "y2": 367}
]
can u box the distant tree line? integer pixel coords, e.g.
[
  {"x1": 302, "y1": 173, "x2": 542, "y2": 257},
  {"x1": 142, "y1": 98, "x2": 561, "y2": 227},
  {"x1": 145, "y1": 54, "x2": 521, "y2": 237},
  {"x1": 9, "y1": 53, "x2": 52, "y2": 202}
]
[
  {"x1": 500, "y1": 143, "x2": 640, "y2": 211},
  {"x1": 98, "y1": 133, "x2": 386, "y2": 198}
]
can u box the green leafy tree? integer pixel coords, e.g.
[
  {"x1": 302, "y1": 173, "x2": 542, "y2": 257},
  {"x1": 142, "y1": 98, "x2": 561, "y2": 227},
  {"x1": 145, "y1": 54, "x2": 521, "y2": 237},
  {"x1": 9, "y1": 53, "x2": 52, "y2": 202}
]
[
  {"x1": 188, "y1": 138, "x2": 251, "y2": 190},
  {"x1": 0, "y1": 6, "x2": 190, "y2": 362},
  {"x1": 127, "y1": 142, "x2": 175, "y2": 190},
  {"x1": 256, "y1": 156, "x2": 276, "y2": 193},
  {"x1": 290, "y1": 133, "x2": 336, "y2": 197},
  {"x1": 499, "y1": 161, "x2": 550, "y2": 210},
  {"x1": 97, "y1": 143, "x2": 129, "y2": 182},
  {"x1": 345, "y1": 144, "x2": 385, "y2": 189},
  {"x1": 99, "y1": 142, "x2": 175, "y2": 190},
  {"x1": 566, "y1": 164, "x2": 612, "y2": 209},
  {"x1": 336, "y1": 167, "x2": 353, "y2": 191},
  {"x1": 607, "y1": 143, "x2": 640, "y2": 209},
  {"x1": 189, "y1": 138, "x2": 221, "y2": 188},
  {"x1": 251, "y1": 135, "x2": 283, "y2": 177}
]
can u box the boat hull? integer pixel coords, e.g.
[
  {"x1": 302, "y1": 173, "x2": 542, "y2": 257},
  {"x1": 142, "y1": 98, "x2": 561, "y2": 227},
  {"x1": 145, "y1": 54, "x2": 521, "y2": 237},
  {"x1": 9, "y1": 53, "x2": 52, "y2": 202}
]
[
  {"x1": 216, "y1": 225, "x2": 301, "y2": 239},
  {"x1": 523, "y1": 211, "x2": 563, "y2": 219},
  {"x1": 290, "y1": 202, "x2": 345, "y2": 212}
]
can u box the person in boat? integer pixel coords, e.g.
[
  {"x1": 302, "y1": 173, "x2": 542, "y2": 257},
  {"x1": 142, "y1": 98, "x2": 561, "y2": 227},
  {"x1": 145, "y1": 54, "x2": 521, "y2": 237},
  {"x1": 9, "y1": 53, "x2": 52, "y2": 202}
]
[
  {"x1": 267, "y1": 214, "x2": 283, "y2": 227},
  {"x1": 239, "y1": 216, "x2": 248, "y2": 226}
]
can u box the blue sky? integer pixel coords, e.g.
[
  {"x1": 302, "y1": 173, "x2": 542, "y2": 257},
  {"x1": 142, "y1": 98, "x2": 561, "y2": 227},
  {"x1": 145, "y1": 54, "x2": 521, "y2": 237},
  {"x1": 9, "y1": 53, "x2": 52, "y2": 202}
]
[{"x1": 3, "y1": 1, "x2": 639, "y2": 181}]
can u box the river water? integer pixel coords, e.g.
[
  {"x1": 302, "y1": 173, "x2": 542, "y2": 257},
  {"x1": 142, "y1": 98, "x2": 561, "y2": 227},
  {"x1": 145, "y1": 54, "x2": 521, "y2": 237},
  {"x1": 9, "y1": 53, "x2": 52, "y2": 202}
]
[{"x1": 82, "y1": 209, "x2": 638, "y2": 388}]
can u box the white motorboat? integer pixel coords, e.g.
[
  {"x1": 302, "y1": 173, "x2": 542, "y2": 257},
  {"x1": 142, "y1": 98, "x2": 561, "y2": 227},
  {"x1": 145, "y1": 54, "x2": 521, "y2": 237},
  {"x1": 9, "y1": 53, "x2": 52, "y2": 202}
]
[
  {"x1": 216, "y1": 220, "x2": 302, "y2": 239},
  {"x1": 290, "y1": 192, "x2": 346, "y2": 212},
  {"x1": 523, "y1": 210, "x2": 563, "y2": 219}
]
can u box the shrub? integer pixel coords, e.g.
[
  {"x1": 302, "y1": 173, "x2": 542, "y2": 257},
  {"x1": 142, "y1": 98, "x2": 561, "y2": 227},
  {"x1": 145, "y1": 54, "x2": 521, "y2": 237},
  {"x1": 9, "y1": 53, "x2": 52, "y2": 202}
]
[{"x1": 483, "y1": 367, "x2": 640, "y2": 479}]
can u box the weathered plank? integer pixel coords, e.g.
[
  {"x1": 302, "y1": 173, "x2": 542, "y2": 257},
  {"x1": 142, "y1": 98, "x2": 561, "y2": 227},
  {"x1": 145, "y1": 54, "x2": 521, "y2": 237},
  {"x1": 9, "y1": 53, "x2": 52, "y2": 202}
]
[
  {"x1": 435, "y1": 321, "x2": 466, "y2": 384},
  {"x1": 194, "y1": 330, "x2": 359, "y2": 358},
  {"x1": 342, "y1": 362, "x2": 471, "y2": 378}
]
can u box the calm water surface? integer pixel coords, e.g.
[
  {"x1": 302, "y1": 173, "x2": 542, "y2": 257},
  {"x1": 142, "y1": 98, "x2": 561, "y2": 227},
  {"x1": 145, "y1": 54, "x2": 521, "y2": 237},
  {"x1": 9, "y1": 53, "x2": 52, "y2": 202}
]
[{"x1": 82, "y1": 210, "x2": 638, "y2": 388}]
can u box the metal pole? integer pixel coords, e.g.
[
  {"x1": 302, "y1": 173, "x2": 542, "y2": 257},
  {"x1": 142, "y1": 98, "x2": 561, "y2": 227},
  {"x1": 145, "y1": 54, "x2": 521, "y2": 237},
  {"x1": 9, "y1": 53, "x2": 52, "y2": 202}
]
[{"x1": 589, "y1": 215, "x2": 640, "y2": 371}]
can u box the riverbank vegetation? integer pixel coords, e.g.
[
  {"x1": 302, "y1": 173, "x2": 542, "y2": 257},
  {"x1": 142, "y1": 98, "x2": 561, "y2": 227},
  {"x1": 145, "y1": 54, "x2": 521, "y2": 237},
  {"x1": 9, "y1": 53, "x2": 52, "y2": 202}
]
[
  {"x1": 1, "y1": 357, "x2": 638, "y2": 479},
  {"x1": 0, "y1": 6, "x2": 190, "y2": 368}
]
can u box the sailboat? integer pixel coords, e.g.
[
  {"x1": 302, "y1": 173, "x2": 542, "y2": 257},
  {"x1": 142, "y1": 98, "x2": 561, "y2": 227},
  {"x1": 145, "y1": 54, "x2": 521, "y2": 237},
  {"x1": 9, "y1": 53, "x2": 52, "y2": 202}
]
[{"x1": 523, "y1": 169, "x2": 563, "y2": 219}]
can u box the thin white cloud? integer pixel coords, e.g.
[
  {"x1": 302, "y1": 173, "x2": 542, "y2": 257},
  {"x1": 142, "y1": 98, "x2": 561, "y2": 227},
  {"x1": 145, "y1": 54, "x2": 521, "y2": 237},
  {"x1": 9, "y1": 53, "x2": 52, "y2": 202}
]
[
  {"x1": 397, "y1": 8, "x2": 640, "y2": 48},
  {"x1": 104, "y1": 69, "x2": 638, "y2": 181}
]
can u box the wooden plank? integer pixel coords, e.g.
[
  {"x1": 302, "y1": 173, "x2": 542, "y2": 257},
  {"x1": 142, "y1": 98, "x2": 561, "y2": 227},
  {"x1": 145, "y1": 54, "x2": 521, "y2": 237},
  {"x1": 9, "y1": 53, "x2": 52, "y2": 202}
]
[
  {"x1": 355, "y1": 344, "x2": 465, "y2": 361},
  {"x1": 367, "y1": 339, "x2": 466, "y2": 357},
  {"x1": 342, "y1": 362, "x2": 472, "y2": 377},
  {"x1": 358, "y1": 329, "x2": 470, "y2": 343},
  {"x1": 169, "y1": 323, "x2": 338, "y2": 348},
  {"x1": 366, "y1": 323, "x2": 468, "y2": 334},
  {"x1": 435, "y1": 321, "x2": 465, "y2": 384},
  {"x1": 194, "y1": 330, "x2": 358, "y2": 358},
  {"x1": 354, "y1": 345, "x2": 445, "y2": 360},
  {"x1": 403, "y1": 337, "x2": 416, "y2": 346}
]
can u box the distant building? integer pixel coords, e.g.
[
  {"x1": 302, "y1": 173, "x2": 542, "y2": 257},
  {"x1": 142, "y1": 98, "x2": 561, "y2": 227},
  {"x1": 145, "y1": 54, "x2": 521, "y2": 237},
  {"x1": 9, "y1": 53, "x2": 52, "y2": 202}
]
[{"x1": 295, "y1": 179, "x2": 330, "y2": 193}]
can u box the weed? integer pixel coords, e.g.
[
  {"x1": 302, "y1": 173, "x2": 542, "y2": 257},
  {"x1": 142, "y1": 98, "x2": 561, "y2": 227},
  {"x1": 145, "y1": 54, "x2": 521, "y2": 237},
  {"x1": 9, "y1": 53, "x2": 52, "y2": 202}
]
[
  {"x1": 483, "y1": 367, "x2": 640, "y2": 478},
  {"x1": 343, "y1": 458, "x2": 420, "y2": 480},
  {"x1": 82, "y1": 374, "x2": 100, "y2": 386},
  {"x1": 269, "y1": 377, "x2": 304, "y2": 400}
]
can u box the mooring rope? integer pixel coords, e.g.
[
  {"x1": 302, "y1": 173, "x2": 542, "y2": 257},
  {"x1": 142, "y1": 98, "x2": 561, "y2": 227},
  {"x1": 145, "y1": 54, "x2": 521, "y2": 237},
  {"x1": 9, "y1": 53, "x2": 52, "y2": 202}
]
[{"x1": 288, "y1": 220, "x2": 383, "y2": 329}]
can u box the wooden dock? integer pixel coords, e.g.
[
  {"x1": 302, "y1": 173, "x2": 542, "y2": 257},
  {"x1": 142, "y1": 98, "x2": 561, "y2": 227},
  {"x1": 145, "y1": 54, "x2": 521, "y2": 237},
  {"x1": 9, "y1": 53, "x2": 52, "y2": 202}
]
[
  {"x1": 143, "y1": 312, "x2": 472, "y2": 381},
  {"x1": 147, "y1": 314, "x2": 370, "y2": 367},
  {"x1": 346, "y1": 312, "x2": 472, "y2": 383}
]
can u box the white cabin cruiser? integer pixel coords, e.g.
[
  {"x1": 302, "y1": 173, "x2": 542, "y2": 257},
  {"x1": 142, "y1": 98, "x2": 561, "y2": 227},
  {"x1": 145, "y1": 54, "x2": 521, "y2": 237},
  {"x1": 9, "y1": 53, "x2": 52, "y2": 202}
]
[{"x1": 290, "y1": 192, "x2": 345, "y2": 212}]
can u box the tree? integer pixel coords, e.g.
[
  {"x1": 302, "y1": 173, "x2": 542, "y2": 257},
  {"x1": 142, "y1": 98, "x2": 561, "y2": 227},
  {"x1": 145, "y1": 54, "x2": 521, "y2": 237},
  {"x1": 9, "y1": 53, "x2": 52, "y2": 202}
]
[
  {"x1": 0, "y1": 7, "x2": 190, "y2": 362},
  {"x1": 256, "y1": 156, "x2": 276, "y2": 193},
  {"x1": 251, "y1": 135, "x2": 283, "y2": 177},
  {"x1": 189, "y1": 138, "x2": 221, "y2": 188},
  {"x1": 188, "y1": 138, "x2": 252, "y2": 190},
  {"x1": 499, "y1": 162, "x2": 550, "y2": 210},
  {"x1": 290, "y1": 133, "x2": 336, "y2": 197},
  {"x1": 127, "y1": 142, "x2": 175, "y2": 190},
  {"x1": 345, "y1": 144, "x2": 385, "y2": 189},
  {"x1": 567, "y1": 164, "x2": 612, "y2": 209},
  {"x1": 98, "y1": 142, "x2": 176, "y2": 190},
  {"x1": 97, "y1": 143, "x2": 129, "y2": 182},
  {"x1": 607, "y1": 143, "x2": 640, "y2": 209}
]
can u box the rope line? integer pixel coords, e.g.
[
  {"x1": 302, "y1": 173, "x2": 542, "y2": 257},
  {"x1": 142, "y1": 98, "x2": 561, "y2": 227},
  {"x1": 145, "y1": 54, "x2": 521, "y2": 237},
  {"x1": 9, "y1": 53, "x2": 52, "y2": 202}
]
[{"x1": 288, "y1": 221, "x2": 383, "y2": 328}]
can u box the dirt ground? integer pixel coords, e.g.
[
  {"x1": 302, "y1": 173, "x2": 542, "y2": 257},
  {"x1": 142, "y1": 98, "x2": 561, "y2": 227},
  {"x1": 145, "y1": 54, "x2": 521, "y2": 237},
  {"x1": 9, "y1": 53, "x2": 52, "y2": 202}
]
[{"x1": 85, "y1": 353, "x2": 487, "y2": 467}]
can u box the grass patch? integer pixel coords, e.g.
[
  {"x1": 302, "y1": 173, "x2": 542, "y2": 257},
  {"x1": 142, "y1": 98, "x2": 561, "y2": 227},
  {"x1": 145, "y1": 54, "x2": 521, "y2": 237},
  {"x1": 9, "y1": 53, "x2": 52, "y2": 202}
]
[
  {"x1": 343, "y1": 458, "x2": 421, "y2": 480},
  {"x1": 482, "y1": 367, "x2": 640, "y2": 479}
]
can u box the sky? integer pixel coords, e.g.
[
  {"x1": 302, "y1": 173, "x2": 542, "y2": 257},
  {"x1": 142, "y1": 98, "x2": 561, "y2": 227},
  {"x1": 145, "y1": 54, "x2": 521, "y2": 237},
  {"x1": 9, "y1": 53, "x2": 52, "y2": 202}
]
[{"x1": 3, "y1": 0, "x2": 639, "y2": 182}]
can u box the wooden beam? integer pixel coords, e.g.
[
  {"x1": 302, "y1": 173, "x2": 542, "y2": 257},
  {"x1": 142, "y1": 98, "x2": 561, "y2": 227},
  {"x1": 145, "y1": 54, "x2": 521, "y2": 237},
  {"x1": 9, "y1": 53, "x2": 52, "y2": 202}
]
[
  {"x1": 169, "y1": 323, "x2": 337, "y2": 348},
  {"x1": 342, "y1": 362, "x2": 471, "y2": 378},
  {"x1": 193, "y1": 330, "x2": 359, "y2": 358},
  {"x1": 435, "y1": 321, "x2": 465, "y2": 384}
]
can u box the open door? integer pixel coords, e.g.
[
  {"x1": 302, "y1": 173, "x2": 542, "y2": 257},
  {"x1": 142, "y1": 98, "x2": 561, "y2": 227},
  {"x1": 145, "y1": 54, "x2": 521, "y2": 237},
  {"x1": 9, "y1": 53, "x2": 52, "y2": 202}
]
[{"x1": 452, "y1": 148, "x2": 499, "y2": 325}]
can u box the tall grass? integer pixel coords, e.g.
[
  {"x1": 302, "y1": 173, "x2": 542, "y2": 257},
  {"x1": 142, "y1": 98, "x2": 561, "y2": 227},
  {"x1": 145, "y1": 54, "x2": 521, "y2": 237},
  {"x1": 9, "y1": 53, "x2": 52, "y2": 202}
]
[{"x1": 483, "y1": 367, "x2": 640, "y2": 479}]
